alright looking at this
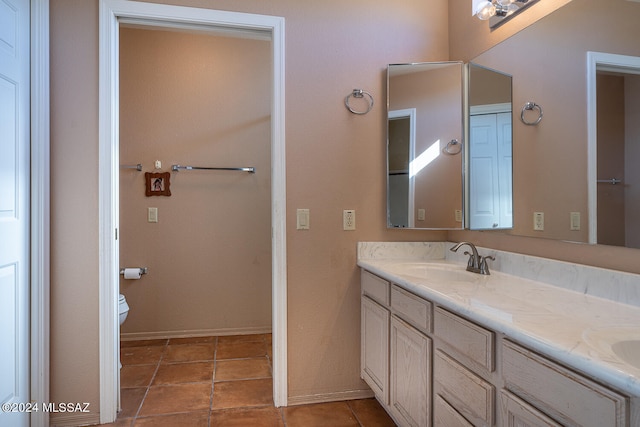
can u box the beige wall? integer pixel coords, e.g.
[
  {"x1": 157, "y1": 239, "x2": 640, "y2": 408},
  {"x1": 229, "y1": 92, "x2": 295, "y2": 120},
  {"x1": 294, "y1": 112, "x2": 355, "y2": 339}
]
[
  {"x1": 50, "y1": 0, "x2": 449, "y2": 417},
  {"x1": 118, "y1": 28, "x2": 272, "y2": 336}
]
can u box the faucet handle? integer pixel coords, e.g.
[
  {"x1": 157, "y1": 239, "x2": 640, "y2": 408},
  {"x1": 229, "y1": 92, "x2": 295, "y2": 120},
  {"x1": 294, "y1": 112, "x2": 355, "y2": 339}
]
[
  {"x1": 463, "y1": 251, "x2": 475, "y2": 268},
  {"x1": 479, "y1": 255, "x2": 495, "y2": 275}
]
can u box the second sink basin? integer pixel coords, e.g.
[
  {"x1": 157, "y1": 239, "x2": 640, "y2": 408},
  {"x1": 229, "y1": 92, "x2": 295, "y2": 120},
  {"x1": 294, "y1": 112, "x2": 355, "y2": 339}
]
[
  {"x1": 583, "y1": 326, "x2": 640, "y2": 370},
  {"x1": 612, "y1": 340, "x2": 640, "y2": 370}
]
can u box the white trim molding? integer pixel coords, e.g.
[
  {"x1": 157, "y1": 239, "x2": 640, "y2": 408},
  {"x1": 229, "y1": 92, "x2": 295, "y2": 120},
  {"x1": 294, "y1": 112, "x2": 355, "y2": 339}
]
[
  {"x1": 586, "y1": 51, "x2": 640, "y2": 245},
  {"x1": 30, "y1": 1, "x2": 51, "y2": 426},
  {"x1": 99, "y1": 1, "x2": 286, "y2": 422}
]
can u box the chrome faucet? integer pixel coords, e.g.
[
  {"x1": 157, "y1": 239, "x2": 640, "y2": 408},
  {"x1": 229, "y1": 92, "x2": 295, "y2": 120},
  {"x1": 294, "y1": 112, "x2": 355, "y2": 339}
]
[{"x1": 450, "y1": 242, "x2": 495, "y2": 275}]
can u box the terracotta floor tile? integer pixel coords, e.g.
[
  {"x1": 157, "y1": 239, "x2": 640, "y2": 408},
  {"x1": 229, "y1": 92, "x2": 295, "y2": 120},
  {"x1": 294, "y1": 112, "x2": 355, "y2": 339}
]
[
  {"x1": 162, "y1": 343, "x2": 215, "y2": 363},
  {"x1": 153, "y1": 361, "x2": 214, "y2": 385},
  {"x1": 212, "y1": 378, "x2": 273, "y2": 409},
  {"x1": 119, "y1": 387, "x2": 147, "y2": 418},
  {"x1": 138, "y1": 383, "x2": 212, "y2": 416},
  {"x1": 97, "y1": 417, "x2": 134, "y2": 426},
  {"x1": 121, "y1": 339, "x2": 168, "y2": 348},
  {"x1": 120, "y1": 364, "x2": 156, "y2": 388},
  {"x1": 133, "y1": 410, "x2": 209, "y2": 427},
  {"x1": 210, "y1": 406, "x2": 284, "y2": 426},
  {"x1": 215, "y1": 358, "x2": 271, "y2": 382},
  {"x1": 168, "y1": 336, "x2": 216, "y2": 345},
  {"x1": 121, "y1": 346, "x2": 165, "y2": 366},
  {"x1": 216, "y1": 340, "x2": 267, "y2": 360},
  {"x1": 348, "y1": 398, "x2": 397, "y2": 427},
  {"x1": 218, "y1": 334, "x2": 265, "y2": 344},
  {"x1": 283, "y1": 402, "x2": 360, "y2": 427}
]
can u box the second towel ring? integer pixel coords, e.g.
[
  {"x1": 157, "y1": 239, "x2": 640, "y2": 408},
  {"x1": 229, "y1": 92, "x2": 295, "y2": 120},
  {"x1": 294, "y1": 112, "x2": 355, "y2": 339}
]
[
  {"x1": 345, "y1": 89, "x2": 374, "y2": 115},
  {"x1": 521, "y1": 101, "x2": 543, "y2": 125}
]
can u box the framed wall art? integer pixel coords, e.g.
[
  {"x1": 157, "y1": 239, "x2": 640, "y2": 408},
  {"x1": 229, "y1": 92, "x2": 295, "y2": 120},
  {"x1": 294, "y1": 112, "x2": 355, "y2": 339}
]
[{"x1": 145, "y1": 172, "x2": 171, "y2": 196}]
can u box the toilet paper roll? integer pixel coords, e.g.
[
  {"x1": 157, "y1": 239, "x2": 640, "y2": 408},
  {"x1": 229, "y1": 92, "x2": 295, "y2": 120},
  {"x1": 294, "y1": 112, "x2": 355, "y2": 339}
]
[{"x1": 123, "y1": 268, "x2": 142, "y2": 280}]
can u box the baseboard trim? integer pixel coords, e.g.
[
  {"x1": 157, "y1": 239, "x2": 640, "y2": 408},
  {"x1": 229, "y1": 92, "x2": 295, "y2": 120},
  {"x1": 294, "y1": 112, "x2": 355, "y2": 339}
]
[
  {"x1": 120, "y1": 326, "x2": 272, "y2": 341},
  {"x1": 49, "y1": 411, "x2": 100, "y2": 427},
  {"x1": 287, "y1": 389, "x2": 375, "y2": 406}
]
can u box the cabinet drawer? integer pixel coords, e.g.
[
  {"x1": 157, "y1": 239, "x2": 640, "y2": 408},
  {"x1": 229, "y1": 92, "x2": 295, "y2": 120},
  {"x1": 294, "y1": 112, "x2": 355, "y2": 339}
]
[
  {"x1": 500, "y1": 390, "x2": 562, "y2": 427},
  {"x1": 390, "y1": 285, "x2": 432, "y2": 333},
  {"x1": 361, "y1": 269, "x2": 389, "y2": 306},
  {"x1": 434, "y1": 394, "x2": 473, "y2": 427},
  {"x1": 502, "y1": 340, "x2": 628, "y2": 427},
  {"x1": 434, "y1": 307, "x2": 494, "y2": 371},
  {"x1": 434, "y1": 349, "x2": 495, "y2": 425}
]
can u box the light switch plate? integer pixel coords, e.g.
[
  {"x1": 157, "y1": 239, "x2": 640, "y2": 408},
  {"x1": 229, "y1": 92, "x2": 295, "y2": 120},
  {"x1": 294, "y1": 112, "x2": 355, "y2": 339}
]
[
  {"x1": 297, "y1": 209, "x2": 310, "y2": 230},
  {"x1": 570, "y1": 212, "x2": 581, "y2": 231},
  {"x1": 148, "y1": 207, "x2": 158, "y2": 223}
]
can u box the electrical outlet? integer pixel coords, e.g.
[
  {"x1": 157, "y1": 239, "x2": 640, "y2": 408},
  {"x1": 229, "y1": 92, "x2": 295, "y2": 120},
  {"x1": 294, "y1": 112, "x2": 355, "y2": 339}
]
[
  {"x1": 533, "y1": 212, "x2": 544, "y2": 231},
  {"x1": 417, "y1": 209, "x2": 426, "y2": 221},
  {"x1": 343, "y1": 210, "x2": 356, "y2": 230},
  {"x1": 455, "y1": 209, "x2": 463, "y2": 222}
]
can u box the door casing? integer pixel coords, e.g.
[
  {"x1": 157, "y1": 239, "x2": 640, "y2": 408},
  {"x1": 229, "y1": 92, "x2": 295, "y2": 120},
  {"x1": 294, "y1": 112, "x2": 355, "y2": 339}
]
[{"x1": 99, "y1": 1, "x2": 287, "y2": 423}]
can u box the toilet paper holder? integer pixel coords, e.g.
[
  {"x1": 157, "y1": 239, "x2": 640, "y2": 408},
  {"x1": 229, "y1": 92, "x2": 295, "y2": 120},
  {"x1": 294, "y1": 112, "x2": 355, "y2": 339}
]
[{"x1": 119, "y1": 267, "x2": 148, "y2": 276}]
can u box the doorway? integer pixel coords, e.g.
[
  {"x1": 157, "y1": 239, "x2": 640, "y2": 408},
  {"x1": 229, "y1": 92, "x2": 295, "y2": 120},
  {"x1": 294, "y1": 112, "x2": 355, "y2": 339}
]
[
  {"x1": 99, "y1": 1, "x2": 286, "y2": 423},
  {"x1": 587, "y1": 51, "x2": 640, "y2": 248}
]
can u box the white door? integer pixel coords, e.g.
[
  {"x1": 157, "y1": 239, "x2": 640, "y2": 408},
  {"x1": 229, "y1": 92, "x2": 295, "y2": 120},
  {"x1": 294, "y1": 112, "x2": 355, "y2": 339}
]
[
  {"x1": 0, "y1": 0, "x2": 30, "y2": 426},
  {"x1": 469, "y1": 114, "x2": 500, "y2": 229}
]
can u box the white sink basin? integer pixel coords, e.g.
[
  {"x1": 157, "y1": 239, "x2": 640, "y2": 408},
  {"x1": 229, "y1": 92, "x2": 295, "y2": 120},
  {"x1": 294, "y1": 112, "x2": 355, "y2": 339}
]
[
  {"x1": 612, "y1": 340, "x2": 640, "y2": 370},
  {"x1": 385, "y1": 261, "x2": 477, "y2": 283},
  {"x1": 583, "y1": 326, "x2": 640, "y2": 370}
]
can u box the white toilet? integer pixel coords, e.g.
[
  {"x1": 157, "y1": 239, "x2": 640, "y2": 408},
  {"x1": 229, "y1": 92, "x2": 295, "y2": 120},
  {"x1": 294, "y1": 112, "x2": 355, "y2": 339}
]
[
  {"x1": 119, "y1": 294, "x2": 129, "y2": 325},
  {"x1": 118, "y1": 294, "x2": 129, "y2": 369}
]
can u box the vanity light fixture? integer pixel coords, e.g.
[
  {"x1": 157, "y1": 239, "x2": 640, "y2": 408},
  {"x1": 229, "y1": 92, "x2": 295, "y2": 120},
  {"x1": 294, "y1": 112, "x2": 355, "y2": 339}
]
[{"x1": 475, "y1": 0, "x2": 539, "y2": 28}]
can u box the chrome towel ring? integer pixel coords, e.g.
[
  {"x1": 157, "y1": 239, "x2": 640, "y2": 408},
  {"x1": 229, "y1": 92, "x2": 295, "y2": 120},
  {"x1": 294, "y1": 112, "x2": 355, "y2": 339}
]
[
  {"x1": 520, "y1": 101, "x2": 543, "y2": 125},
  {"x1": 444, "y1": 139, "x2": 462, "y2": 155},
  {"x1": 345, "y1": 89, "x2": 374, "y2": 115}
]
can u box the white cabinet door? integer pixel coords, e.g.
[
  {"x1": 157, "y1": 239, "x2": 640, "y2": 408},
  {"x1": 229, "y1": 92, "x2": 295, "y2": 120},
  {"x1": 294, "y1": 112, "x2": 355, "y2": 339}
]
[
  {"x1": 361, "y1": 296, "x2": 390, "y2": 404},
  {"x1": 390, "y1": 316, "x2": 431, "y2": 427},
  {"x1": 0, "y1": 0, "x2": 30, "y2": 426}
]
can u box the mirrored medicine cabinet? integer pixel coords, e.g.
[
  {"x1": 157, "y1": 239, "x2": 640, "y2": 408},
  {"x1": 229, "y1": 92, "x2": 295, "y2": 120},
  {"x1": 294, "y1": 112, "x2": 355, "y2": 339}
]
[{"x1": 387, "y1": 61, "x2": 513, "y2": 231}]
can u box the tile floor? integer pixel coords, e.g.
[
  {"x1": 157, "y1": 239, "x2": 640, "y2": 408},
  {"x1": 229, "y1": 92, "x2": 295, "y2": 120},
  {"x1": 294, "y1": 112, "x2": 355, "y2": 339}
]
[{"x1": 99, "y1": 334, "x2": 396, "y2": 426}]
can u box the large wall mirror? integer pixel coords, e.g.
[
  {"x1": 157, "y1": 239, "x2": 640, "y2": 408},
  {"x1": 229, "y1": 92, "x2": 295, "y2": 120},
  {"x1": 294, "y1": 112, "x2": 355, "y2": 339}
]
[
  {"x1": 471, "y1": 0, "x2": 640, "y2": 248},
  {"x1": 387, "y1": 62, "x2": 464, "y2": 229}
]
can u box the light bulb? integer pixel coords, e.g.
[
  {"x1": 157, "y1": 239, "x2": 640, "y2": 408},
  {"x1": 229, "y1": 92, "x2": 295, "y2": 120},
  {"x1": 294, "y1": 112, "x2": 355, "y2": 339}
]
[{"x1": 475, "y1": 1, "x2": 496, "y2": 20}]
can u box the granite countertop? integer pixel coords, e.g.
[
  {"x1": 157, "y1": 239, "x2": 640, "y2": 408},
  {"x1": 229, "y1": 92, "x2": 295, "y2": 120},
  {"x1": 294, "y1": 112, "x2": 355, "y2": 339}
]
[{"x1": 357, "y1": 242, "x2": 640, "y2": 397}]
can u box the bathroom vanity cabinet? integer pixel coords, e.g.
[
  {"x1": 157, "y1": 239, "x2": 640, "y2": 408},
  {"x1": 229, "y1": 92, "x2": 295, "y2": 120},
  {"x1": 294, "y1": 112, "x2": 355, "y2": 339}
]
[{"x1": 360, "y1": 268, "x2": 632, "y2": 427}]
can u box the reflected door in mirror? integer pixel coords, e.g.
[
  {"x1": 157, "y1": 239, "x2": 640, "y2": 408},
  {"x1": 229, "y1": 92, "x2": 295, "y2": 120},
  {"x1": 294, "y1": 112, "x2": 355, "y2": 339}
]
[{"x1": 467, "y1": 63, "x2": 513, "y2": 230}]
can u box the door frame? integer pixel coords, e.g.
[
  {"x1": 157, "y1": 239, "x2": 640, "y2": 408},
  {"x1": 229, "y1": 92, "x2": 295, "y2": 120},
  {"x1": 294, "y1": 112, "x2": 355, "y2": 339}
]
[
  {"x1": 587, "y1": 51, "x2": 640, "y2": 244},
  {"x1": 99, "y1": 1, "x2": 287, "y2": 423},
  {"x1": 31, "y1": 1, "x2": 51, "y2": 426}
]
